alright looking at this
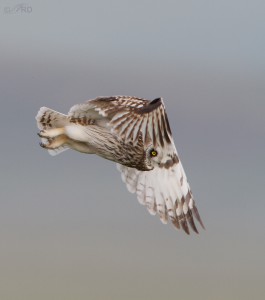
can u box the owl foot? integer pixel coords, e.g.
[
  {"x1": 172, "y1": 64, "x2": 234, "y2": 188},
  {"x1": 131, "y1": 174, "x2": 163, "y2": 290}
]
[
  {"x1": 38, "y1": 128, "x2": 65, "y2": 139},
  {"x1": 39, "y1": 142, "x2": 49, "y2": 149},
  {"x1": 39, "y1": 135, "x2": 68, "y2": 149},
  {"x1": 39, "y1": 141, "x2": 56, "y2": 150},
  {"x1": 37, "y1": 131, "x2": 45, "y2": 138}
]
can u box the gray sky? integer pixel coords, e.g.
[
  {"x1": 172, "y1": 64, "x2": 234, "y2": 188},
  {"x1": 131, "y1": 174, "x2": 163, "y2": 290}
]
[{"x1": 0, "y1": 1, "x2": 265, "y2": 299}]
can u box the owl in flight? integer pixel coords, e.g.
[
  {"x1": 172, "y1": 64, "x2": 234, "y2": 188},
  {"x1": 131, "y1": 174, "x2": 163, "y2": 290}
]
[{"x1": 36, "y1": 96, "x2": 204, "y2": 234}]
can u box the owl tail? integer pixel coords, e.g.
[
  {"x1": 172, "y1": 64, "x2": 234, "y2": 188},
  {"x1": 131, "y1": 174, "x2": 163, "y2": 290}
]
[
  {"x1": 36, "y1": 107, "x2": 70, "y2": 130},
  {"x1": 36, "y1": 107, "x2": 70, "y2": 156}
]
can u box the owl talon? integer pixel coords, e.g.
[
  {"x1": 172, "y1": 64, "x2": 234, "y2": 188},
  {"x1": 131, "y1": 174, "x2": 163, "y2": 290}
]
[
  {"x1": 38, "y1": 127, "x2": 65, "y2": 139},
  {"x1": 38, "y1": 130, "x2": 47, "y2": 138},
  {"x1": 39, "y1": 134, "x2": 67, "y2": 149},
  {"x1": 39, "y1": 142, "x2": 47, "y2": 148}
]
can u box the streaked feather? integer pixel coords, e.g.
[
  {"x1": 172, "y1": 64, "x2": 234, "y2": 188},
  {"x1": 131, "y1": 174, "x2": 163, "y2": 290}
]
[
  {"x1": 117, "y1": 160, "x2": 204, "y2": 234},
  {"x1": 36, "y1": 95, "x2": 204, "y2": 235}
]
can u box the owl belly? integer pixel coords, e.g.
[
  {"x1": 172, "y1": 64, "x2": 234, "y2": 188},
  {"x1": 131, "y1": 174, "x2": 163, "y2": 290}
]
[{"x1": 65, "y1": 124, "x2": 121, "y2": 160}]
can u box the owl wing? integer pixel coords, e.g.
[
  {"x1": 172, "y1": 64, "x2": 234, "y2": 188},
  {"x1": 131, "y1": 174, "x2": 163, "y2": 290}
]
[
  {"x1": 117, "y1": 160, "x2": 204, "y2": 234},
  {"x1": 108, "y1": 97, "x2": 172, "y2": 147},
  {"x1": 68, "y1": 96, "x2": 150, "y2": 122},
  {"x1": 113, "y1": 98, "x2": 204, "y2": 234},
  {"x1": 68, "y1": 96, "x2": 171, "y2": 148},
  {"x1": 68, "y1": 96, "x2": 171, "y2": 147},
  {"x1": 69, "y1": 96, "x2": 204, "y2": 234}
]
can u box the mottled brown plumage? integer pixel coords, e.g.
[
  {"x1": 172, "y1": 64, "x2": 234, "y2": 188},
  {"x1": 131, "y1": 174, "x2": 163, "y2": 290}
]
[{"x1": 36, "y1": 96, "x2": 204, "y2": 234}]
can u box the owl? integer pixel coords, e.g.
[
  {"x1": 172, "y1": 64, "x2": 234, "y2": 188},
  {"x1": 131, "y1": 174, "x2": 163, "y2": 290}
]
[{"x1": 36, "y1": 96, "x2": 204, "y2": 234}]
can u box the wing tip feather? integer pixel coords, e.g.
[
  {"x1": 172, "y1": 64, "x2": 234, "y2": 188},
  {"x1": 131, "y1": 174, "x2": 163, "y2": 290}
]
[
  {"x1": 138, "y1": 97, "x2": 163, "y2": 114},
  {"x1": 192, "y1": 205, "x2": 205, "y2": 230}
]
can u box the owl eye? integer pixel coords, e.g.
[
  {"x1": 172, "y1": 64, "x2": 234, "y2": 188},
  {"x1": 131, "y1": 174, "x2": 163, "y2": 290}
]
[{"x1": 150, "y1": 149, "x2": 158, "y2": 157}]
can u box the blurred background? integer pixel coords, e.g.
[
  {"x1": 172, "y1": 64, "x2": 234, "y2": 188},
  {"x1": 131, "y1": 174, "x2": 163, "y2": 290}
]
[{"x1": 0, "y1": 1, "x2": 264, "y2": 299}]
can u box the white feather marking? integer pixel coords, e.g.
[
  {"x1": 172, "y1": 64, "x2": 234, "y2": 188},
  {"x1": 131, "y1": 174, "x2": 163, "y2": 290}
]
[
  {"x1": 112, "y1": 111, "x2": 129, "y2": 122},
  {"x1": 153, "y1": 169, "x2": 167, "y2": 224},
  {"x1": 117, "y1": 165, "x2": 140, "y2": 194},
  {"x1": 116, "y1": 164, "x2": 123, "y2": 172},
  {"x1": 176, "y1": 204, "x2": 183, "y2": 217},
  {"x1": 125, "y1": 168, "x2": 139, "y2": 193},
  {"x1": 169, "y1": 161, "x2": 187, "y2": 210},
  {"x1": 125, "y1": 118, "x2": 138, "y2": 140},
  {"x1": 179, "y1": 163, "x2": 190, "y2": 195},
  {"x1": 94, "y1": 107, "x2": 107, "y2": 117},
  {"x1": 136, "y1": 172, "x2": 146, "y2": 205},
  {"x1": 165, "y1": 196, "x2": 176, "y2": 222},
  {"x1": 183, "y1": 202, "x2": 189, "y2": 214},
  {"x1": 189, "y1": 197, "x2": 194, "y2": 209},
  {"x1": 132, "y1": 118, "x2": 143, "y2": 143},
  {"x1": 119, "y1": 119, "x2": 133, "y2": 136},
  {"x1": 160, "y1": 168, "x2": 177, "y2": 222},
  {"x1": 139, "y1": 117, "x2": 148, "y2": 143},
  {"x1": 153, "y1": 112, "x2": 160, "y2": 139},
  {"x1": 120, "y1": 169, "x2": 127, "y2": 183},
  {"x1": 145, "y1": 174, "x2": 156, "y2": 215},
  {"x1": 145, "y1": 115, "x2": 151, "y2": 138}
]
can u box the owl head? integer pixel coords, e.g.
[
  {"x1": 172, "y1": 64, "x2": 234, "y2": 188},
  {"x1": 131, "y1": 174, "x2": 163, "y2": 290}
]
[{"x1": 144, "y1": 143, "x2": 176, "y2": 171}]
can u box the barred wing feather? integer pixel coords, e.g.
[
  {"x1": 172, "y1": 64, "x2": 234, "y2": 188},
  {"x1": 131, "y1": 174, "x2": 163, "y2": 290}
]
[
  {"x1": 117, "y1": 162, "x2": 204, "y2": 234},
  {"x1": 68, "y1": 96, "x2": 172, "y2": 148},
  {"x1": 67, "y1": 95, "x2": 204, "y2": 234},
  {"x1": 110, "y1": 98, "x2": 172, "y2": 146},
  {"x1": 68, "y1": 96, "x2": 148, "y2": 121}
]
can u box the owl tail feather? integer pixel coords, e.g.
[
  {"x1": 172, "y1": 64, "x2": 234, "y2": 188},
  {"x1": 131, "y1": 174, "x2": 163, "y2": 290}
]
[
  {"x1": 36, "y1": 107, "x2": 70, "y2": 156},
  {"x1": 36, "y1": 107, "x2": 70, "y2": 130}
]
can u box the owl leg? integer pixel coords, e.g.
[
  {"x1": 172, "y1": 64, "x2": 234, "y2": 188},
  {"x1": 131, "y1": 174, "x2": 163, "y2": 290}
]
[
  {"x1": 40, "y1": 135, "x2": 68, "y2": 149},
  {"x1": 38, "y1": 127, "x2": 65, "y2": 139}
]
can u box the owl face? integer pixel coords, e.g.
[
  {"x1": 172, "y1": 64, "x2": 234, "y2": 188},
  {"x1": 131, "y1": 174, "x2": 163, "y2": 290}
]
[
  {"x1": 144, "y1": 143, "x2": 178, "y2": 171},
  {"x1": 145, "y1": 144, "x2": 165, "y2": 169}
]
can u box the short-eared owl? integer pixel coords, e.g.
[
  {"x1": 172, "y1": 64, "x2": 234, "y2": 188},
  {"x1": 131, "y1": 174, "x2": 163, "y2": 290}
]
[{"x1": 36, "y1": 96, "x2": 204, "y2": 234}]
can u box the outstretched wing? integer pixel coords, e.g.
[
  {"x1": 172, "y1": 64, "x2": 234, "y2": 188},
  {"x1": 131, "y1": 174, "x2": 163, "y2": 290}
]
[
  {"x1": 113, "y1": 97, "x2": 204, "y2": 234},
  {"x1": 68, "y1": 95, "x2": 204, "y2": 233},
  {"x1": 117, "y1": 162, "x2": 204, "y2": 234},
  {"x1": 68, "y1": 96, "x2": 150, "y2": 121},
  {"x1": 68, "y1": 96, "x2": 172, "y2": 148},
  {"x1": 109, "y1": 97, "x2": 172, "y2": 147}
]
